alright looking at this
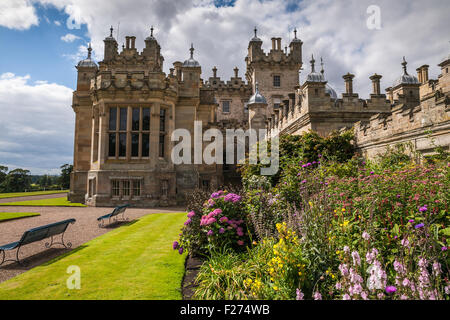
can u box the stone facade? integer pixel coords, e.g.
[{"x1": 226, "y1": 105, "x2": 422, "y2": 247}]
[{"x1": 69, "y1": 26, "x2": 449, "y2": 207}]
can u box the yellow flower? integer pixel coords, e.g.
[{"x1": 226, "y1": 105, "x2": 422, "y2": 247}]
[
  {"x1": 342, "y1": 220, "x2": 349, "y2": 227},
  {"x1": 342, "y1": 208, "x2": 346, "y2": 212},
  {"x1": 273, "y1": 286, "x2": 278, "y2": 291}
]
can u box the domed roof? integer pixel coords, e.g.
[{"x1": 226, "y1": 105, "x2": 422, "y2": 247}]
[
  {"x1": 104, "y1": 26, "x2": 116, "y2": 42},
  {"x1": 183, "y1": 43, "x2": 200, "y2": 67},
  {"x1": 325, "y1": 83, "x2": 338, "y2": 99},
  {"x1": 77, "y1": 44, "x2": 97, "y2": 68},
  {"x1": 145, "y1": 26, "x2": 156, "y2": 41},
  {"x1": 291, "y1": 28, "x2": 302, "y2": 43},
  {"x1": 305, "y1": 55, "x2": 325, "y2": 83},
  {"x1": 439, "y1": 53, "x2": 450, "y2": 66},
  {"x1": 393, "y1": 57, "x2": 419, "y2": 87},
  {"x1": 248, "y1": 82, "x2": 267, "y2": 104},
  {"x1": 250, "y1": 27, "x2": 262, "y2": 42}
]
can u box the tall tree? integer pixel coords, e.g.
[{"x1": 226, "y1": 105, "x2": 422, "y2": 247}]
[
  {"x1": 59, "y1": 164, "x2": 73, "y2": 189},
  {"x1": 0, "y1": 165, "x2": 8, "y2": 192},
  {"x1": 3, "y1": 168, "x2": 31, "y2": 192}
]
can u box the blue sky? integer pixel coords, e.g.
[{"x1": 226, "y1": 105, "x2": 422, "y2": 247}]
[{"x1": 0, "y1": 0, "x2": 449, "y2": 175}]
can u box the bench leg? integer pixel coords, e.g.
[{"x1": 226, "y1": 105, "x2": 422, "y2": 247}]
[
  {"x1": 0, "y1": 247, "x2": 28, "y2": 267},
  {"x1": 98, "y1": 219, "x2": 105, "y2": 228},
  {"x1": 45, "y1": 234, "x2": 72, "y2": 249}
]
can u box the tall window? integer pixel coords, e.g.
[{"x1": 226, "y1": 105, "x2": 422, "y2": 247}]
[
  {"x1": 159, "y1": 109, "x2": 166, "y2": 158},
  {"x1": 133, "y1": 180, "x2": 141, "y2": 197},
  {"x1": 222, "y1": 101, "x2": 230, "y2": 113},
  {"x1": 112, "y1": 180, "x2": 120, "y2": 197},
  {"x1": 122, "y1": 180, "x2": 130, "y2": 197},
  {"x1": 160, "y1": 109, "x2": 166, "y2": 132},
  {"x1": 159, "y1": 134, "x2": 165, "y2": 158},
  {"x1": 273, "y1": 75, "x2": 281, "y2": 87},
  {"x1": 108, "y1": 106, "x2": 150, "y2": 158}
]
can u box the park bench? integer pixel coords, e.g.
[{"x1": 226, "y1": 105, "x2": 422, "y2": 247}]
[
  {"x1": 0, "y1": 218, "x2": 76, "y2": 267},
  {"x1": 97, "y1": 204, "x2": 130, "y2": 227}
]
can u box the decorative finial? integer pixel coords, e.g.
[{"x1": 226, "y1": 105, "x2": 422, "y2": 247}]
[
  {"x1": 255, "y1": 81, "x2": 259, "y2": 92},
  {"x1": 320, "y1": 57, "x2": 324, "y2": 75},
  {"x1": 402, "y1": 56, "x2": 408, "y2": 75},
  {"x1": 310, "y1": 54, "x2": 316, "y2": 72},
  {"x1": 254, "y1": 26, "x2": 257, "y2": 38},
  {"x1": 150, "y1": 25, "x2": 154, "y2": 37},
  {"x1": 294, "y1": 28, "x2": 297, "y2": 39},
  {"x1": 190, "y1": 43, "x2": 194, "y2": 58},
  {"x1": 87, "y1": 43, "x2": 92, "y2": 58},
  {"x1": 110, "y1": 26, "x2": 113, "y2": 37}
]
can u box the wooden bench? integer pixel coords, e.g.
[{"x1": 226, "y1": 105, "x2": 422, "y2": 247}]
[
  {"x1": 97, "y1": 204, "x2": 130, "y2": 227},
  {"x1": 0, "y1": 218, "x2": 76, "y2": 267}
]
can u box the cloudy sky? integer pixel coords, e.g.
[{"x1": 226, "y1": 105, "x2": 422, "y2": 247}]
[{"x1": 0, "y1": 0, "x2": 449, "y2": 175}]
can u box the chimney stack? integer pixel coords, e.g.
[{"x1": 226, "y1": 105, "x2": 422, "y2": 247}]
[
  {"x1": 271, "y1": 38, "x2": 276, "y2": 50},
  {"x1": 212, "y1": 66, "x2": 217, "y2": 78},
  {"x1": 343, "y1": 73, "x2": 355, "y2": 95},
  {"x1": 369, "y1": 73, "x2": 382, "y2": 95},
  {"x1": 130, "y1": 36, "x2": 136, "y2": 49},
  {"x1": 276, "y1": 38, "x2": 281, "y2": 51},
  {"x1": 234, "y1": 67, "x2": 239, "y2": 78},
  {"x1": 125, "y1": 36, "x2": 130, "y2": 49}
]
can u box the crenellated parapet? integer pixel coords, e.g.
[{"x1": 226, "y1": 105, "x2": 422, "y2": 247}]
[{"x1": 355, "y1": 55, "x2": 450, "y2": 159}]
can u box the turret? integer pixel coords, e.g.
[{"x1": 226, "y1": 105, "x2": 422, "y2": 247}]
[
  {"x1": 76, "y1": 44, "x2": 97, "y2": 91},
  {"x1": 103, "y1": 26, "x2": 118, "y2": 62},
  {"x1": 248, "y1": 82, "x2": 268, "y2": 131},
  {"x1": 289, "y1": 28, "x2": 302, "y2": 64}
]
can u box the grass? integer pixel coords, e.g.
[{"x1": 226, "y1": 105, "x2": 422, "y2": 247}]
[
  {"x1": 0, "y1": 197, "x2": 86, "y2": 207},
  {"x1": 0, "y1": 212, "x2": 40, "y2": 222},
  {"x1": 0, "y1": 190, "x2": 69, "y2": 199},
  {"x1": 0, "y1": 212, "x2": 187, "y2": 300}
]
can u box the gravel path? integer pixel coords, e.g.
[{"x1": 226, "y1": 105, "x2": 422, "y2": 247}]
[
  {"x1": 0, "y1": 193, "x2": 68, "y2": 203},
  {"x1": 0, "y1": 205, "x2": 185, "y2": 283}
]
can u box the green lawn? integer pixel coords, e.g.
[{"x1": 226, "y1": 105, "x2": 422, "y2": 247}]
[
  {"x1": 0, "y1": 212, "x2": 187, "y2": 300},
  {"x1": 0, "y1": 212, "x2": 40, "y2": 222},
  {"x1": 0, "y1": 190, "x2": 69, "y2": 199},
  {"x1": 0, "y1": 197, "x2": 86, "y2": 207}
]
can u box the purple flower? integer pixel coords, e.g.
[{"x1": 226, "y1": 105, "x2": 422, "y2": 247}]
[
  {"x1": 219, "y1": 216, "x2": 228, "y2": 223},
  {"x1": 296, "y1": 288, "x2": 304, "y2": 300},
  {"x1": 219, "y1": 228, "x2": 225, "y2": 234},
  {"x1": 370, "y1": 171, "x2": 374, "y2": 175},
  {"x1": 172, "y1": 241, "x2": 179, "y2": 250},
  {"x1": 178, "y1": 247, "x2": 184, "y2": 255},
  {"x1": 414, "y1": 223, "x2": 425, "y2": 229},
  {"x1": 224, "y1": 193, "x2": 242, "y2": 203},
  {"x1": 442, "y1": 246, "x2": 448, "y2": 252},
  {"x1": 408, "y1": 219, "x2": 415, "y2": 224},
  {"x1": 301, "y1": 179, "x2": 307, "y2": 184},
  {"x1": 207, "y1": 230, "x2": 214, "y2": 236},
  {"x1": 187, "y1": 211, "x2": 195, "y2": 218},
  {"x1": 418, "y1": 205, "x2": 428, "y2": 212},
  {"x1": 385, "y1": 286, "x2": 397, "y2": 294},
  {"x1": 184, "y1": 218, "x2": 192, "y2": 225}
]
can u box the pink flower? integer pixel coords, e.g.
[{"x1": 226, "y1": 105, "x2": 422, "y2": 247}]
[
  {"x1": 362, "y1": 231, "x2": 370, "y2": 241},
  {"x1": 219, "y1": 228, "x2": 225, "y2": 234},
  {"x1": 296, "y1": 289, "x2": 304, "y2": 300},
  {"x1": 385, "y1": 286, "x2": 397, "y2": 294},
  {"x1": 219, "y1": 216, "x2": 228, "y2": 223},
  {"x1": 313, "y1": 292, "x2": 322, "y2": 300},
  {"x1": 237, "y1": 240, "x2": 244, "y2": 246},
  {"x1": 207, "y1": 230, "x2": 214, "y2": 236},
  {"x1": 187, "y1": 211, "x2": 195, "y2": 218}
]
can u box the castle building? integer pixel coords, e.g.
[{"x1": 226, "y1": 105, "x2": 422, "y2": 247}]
[{"x1": 69, "y1": 26, "x2": 450, "y2": 207}]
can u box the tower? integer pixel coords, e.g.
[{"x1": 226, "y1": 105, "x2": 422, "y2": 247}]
[
  {"x1": 248, "y1": 82, "x2": 268, "y2": 131},
  {"x1": 69, "y1": 44, "x2": 98, "y2": 203},
  {"x1": 245, "y1": 27, "x2": 302, "y2": 114}
]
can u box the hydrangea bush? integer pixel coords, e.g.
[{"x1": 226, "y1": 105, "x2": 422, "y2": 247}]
[{"x1": 174, "y1": 190, "x2": 249, "y2": 257}]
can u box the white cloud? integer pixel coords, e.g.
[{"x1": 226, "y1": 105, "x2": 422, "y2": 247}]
[
  {"x1": 0, "y1": 0, "x2": 39, "y2": 30},
  {"x1": 0, "y1": 73, "x2": 74, "y2": 174},
  {"x1": 54, "y1": 20, "x2": 61, "y2": 26},
  {"x1": 61, "y1": 33, "x2": 81, "y2": 42},
  {"x1": 31, "y1": 0, "x2": 449, "y2": 97}
]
